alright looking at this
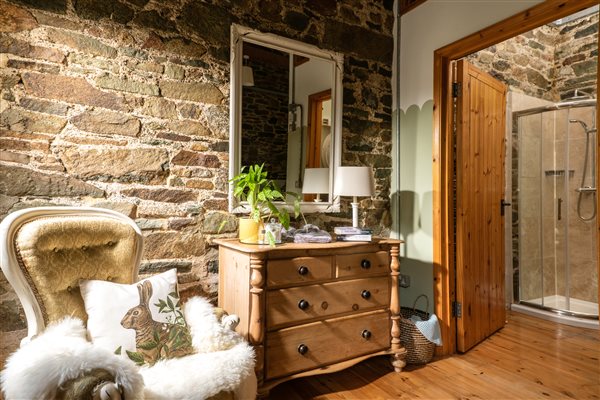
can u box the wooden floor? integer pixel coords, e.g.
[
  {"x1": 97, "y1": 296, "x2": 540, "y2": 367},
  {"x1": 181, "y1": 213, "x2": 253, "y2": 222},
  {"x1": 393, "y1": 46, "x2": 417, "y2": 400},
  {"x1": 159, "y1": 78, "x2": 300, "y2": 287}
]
[{"x1": 269, "y1": 312, "x2": 600, "y2": 399}]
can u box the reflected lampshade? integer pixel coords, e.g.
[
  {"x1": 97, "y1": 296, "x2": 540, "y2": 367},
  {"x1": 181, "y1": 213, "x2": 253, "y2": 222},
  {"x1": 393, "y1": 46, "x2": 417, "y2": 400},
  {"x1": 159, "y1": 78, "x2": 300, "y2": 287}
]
[{"x1": 302, "y1": 168, "x2": 330, "y2": 201}]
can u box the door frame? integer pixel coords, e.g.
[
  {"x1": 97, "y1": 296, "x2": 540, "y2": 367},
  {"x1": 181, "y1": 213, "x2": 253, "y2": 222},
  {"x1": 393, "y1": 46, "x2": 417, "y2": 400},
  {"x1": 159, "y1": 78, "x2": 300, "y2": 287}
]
[
  {"x1": 307, "y1": 89, "x2": 332, "y2": 169},
  {"x1": 305, "y1": 89, "x2": 331, "y2": 201},
  {"x1": 433, "y1": 0, "x2": 600, "y2": 356}
]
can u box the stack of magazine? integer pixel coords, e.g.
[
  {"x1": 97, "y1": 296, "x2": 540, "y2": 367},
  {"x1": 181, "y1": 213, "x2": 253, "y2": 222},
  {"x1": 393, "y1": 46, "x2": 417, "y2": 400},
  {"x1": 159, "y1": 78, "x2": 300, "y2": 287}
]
[{"x1": 334, "y1": 226, "x2": 372, "y2": 242}]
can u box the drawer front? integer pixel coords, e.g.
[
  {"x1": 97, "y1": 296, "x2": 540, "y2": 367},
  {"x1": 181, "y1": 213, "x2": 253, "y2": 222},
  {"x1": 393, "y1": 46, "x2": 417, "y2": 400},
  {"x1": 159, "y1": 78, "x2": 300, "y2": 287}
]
[
  {"x1": 267, "y1": 256, "x2": 333, "y2": 287},
  {"x1": 336, "y1": 251, "x2": 390, "y2": 278},
  {"x1": 266, "y1": 310, "x2": 390, "y2": 379},
  {"x1": 266, "y1": 276, "x2": 389, "y2": 329}
]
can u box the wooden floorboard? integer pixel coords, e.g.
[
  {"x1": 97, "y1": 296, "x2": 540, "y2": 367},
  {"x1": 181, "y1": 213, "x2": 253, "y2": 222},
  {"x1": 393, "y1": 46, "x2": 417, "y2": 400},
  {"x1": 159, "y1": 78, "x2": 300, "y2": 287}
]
[{"x1": 268, "y1": 312, "x2": 600, "y2": 399}]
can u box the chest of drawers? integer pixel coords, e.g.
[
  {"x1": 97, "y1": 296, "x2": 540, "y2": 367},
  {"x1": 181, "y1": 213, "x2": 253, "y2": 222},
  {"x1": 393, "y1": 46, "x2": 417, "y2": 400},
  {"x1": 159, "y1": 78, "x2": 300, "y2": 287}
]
[{"x1": 215, "y1": 238, "x2": 406, "y2": 395}]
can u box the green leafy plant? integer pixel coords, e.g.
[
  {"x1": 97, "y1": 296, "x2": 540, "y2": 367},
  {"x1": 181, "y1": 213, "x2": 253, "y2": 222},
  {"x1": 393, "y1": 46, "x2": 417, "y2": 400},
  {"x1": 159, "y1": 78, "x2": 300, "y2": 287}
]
[
  {"x1": 230, "y1": 163, "x2": 301, "y2": 231},
  {"x1": 154, "y1": 291, "x2": 192, "y2": 355}
]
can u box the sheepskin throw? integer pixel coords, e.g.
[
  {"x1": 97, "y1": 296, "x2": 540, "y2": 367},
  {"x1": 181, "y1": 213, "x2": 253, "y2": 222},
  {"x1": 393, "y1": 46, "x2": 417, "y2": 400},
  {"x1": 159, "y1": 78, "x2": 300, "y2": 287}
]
[
  {"x1": 1, "y1": 317, "x2": 144, "y2": 400},
  {"x1": 139, "y1": 296, "x2": 257, "y2": 399},
  {"x1": 1, "y1": 297, "x2": 256, "y2": 400}
]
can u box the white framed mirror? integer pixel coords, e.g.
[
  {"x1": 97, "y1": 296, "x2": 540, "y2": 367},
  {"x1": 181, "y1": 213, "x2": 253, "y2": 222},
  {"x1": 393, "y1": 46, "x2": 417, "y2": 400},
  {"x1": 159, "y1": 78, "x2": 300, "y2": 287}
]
[{"x1": 229, "y1": 24, "x2": 343, "y2": 214}]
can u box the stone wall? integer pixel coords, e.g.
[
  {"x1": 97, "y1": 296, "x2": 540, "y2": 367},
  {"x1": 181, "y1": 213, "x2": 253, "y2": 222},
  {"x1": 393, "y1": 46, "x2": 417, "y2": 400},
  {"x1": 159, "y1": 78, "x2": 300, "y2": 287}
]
[
  {"x1": 0, "y1": 0, "x2": 394, "y2": 351},
  {"x1": 467, "y1": 12, "x2": 598, "y2": 102},
  {"x1": 554, "y1": 13, "x2": 598, "y2": 100}
]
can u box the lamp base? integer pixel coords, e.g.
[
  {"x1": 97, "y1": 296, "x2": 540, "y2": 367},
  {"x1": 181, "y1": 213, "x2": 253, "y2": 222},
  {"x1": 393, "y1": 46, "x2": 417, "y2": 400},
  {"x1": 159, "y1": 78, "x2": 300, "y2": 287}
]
[{"x1": 351, "y1": 202, "x2": 359, "y2": 228}]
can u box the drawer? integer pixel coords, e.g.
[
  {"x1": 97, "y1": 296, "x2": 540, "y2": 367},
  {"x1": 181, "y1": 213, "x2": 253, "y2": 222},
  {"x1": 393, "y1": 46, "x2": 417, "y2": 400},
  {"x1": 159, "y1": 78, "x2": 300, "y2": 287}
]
[
  {"x1": 267, "y1": 256, "x2": 333, "y2": 287},
  {"x1": 265, "y1": 310, "x2": 390, "y2": 379},
  {"x1": 266, "y1": 276, "x2": 389, "y2": 329},
  {"x1": 336, "y1": 251, "x2": 389, "y2": 278}
]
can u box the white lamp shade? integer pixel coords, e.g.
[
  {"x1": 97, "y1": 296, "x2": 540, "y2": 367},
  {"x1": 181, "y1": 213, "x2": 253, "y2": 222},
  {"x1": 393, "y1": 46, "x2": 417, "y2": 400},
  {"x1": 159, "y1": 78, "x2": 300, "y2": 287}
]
[
  {"x1": 302, "y1": 168, "x2": 329, "y2": 194},
  {"x1": 333, "y1": 166, "x2": 374, "y2": 198},
  {"x1": 242, "y1": 65, "x2": 254, "y2": 87}
]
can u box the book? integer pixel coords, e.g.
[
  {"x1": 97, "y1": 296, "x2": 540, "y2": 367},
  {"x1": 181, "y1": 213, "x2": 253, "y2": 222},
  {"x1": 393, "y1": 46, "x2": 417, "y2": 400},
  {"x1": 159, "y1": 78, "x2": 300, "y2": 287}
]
[
  {"x1": 336, "y1": 234, "x2": 372, "y2": 242},
  {"x1": 334, "y1": 226, "x2": 373, "y2": 235}
]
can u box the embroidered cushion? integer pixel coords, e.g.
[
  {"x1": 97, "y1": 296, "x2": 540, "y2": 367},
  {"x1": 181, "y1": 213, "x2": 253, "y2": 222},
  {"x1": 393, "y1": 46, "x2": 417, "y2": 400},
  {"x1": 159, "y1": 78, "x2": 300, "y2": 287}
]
[{"x1": 80, "y1": 269, "x2": 193, "y2": 365}]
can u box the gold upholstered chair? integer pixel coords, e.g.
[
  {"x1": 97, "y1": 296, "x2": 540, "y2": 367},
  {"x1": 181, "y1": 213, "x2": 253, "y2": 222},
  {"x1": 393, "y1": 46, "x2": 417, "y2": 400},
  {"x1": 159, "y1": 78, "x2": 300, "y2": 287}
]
[{"x1": 0, "y1": 207, "x2": 256, "y2": 400}]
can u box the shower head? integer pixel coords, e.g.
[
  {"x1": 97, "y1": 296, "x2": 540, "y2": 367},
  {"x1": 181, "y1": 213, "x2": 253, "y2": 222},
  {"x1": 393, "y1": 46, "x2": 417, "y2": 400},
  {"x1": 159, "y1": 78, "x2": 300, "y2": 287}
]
[{"x1": 569, "y1": 119, "x2": 589, "y2": 132}]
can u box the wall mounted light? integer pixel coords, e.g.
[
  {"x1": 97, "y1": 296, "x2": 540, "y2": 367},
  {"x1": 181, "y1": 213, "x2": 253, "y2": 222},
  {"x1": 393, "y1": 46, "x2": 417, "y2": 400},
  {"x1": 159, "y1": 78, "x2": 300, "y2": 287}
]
[{"x1": 242, "y1": 55, "x2": 254, "y2": 87}]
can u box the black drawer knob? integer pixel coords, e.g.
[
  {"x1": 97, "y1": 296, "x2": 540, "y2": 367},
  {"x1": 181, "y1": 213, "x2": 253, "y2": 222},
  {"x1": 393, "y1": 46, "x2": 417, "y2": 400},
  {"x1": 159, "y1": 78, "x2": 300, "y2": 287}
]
[
  {"x1": 298, "y1": 299, "x2": 310, "y2": 310},
  {"x1": 298, "y1": 344, "x2": 309, "y2": 355},
  {"x1": 298, "y1": 266, "x2": 309, "y2": 275},
  {"x1": 361, "y1": 330, "x2": 372, "y2": 340},
  {"x1": 361, "y1": 290, "x2": 371, "y2": 299},
  {"x1": 361, "y1": 259, "x2": 371, "y2": 269}
]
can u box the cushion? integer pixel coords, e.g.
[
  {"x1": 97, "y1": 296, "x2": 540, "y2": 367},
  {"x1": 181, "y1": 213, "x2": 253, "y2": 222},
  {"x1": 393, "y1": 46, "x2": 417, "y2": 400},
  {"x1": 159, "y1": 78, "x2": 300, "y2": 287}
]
[{"x1": 80, "y1": 269, "x2": 193, "y2": 366}]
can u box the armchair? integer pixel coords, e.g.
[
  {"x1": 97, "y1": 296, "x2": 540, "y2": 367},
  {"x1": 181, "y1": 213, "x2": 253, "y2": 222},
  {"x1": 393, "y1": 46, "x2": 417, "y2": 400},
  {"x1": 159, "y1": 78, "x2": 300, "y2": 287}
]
[{"x1": 0, "y1": 207, "x2": 256, "y2": 399}]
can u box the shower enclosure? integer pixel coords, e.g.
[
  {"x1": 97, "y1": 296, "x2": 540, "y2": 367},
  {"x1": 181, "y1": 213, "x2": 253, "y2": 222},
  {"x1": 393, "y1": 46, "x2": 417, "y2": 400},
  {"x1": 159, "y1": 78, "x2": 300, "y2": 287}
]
[{"x1": 514, "y1": 98, "x2": 598, "y2": 320}]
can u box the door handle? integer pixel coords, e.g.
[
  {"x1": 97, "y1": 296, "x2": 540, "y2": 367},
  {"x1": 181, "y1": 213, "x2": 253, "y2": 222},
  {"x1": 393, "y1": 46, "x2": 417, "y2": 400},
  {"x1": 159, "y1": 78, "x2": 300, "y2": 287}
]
[
  {"x1": 500, "y1": 199, "x2": 511, "y2": 216},
  {"x1": 557, "y1": 198, "x2": 562, "y2": 221}
]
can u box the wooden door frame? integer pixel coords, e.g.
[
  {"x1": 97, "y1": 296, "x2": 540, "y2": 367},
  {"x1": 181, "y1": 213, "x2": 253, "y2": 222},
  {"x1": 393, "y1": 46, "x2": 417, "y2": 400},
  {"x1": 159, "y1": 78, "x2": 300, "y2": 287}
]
[
  {"x1": 307, "y1": 89, "x2": 331, "y2": 169},
  {"x1": 433, "y1": 0, "x2": 600, "y2": 356},
  {"x1": 304, "y1": 89, "x2": 331, "y2": 201}
]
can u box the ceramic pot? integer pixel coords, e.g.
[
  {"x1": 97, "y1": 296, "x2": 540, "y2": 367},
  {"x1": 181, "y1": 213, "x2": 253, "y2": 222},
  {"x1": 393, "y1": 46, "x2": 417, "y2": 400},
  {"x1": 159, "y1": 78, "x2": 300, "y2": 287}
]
[{"x1": 238, "y1": 217, "x2": 261, "y2": 244}]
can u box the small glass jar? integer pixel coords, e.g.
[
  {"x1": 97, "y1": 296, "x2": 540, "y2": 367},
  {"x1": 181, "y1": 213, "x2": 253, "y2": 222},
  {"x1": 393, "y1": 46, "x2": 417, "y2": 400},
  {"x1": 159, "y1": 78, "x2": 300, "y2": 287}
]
[{"x1": 265, "y1": 218, "x2": 282, "y2": 244}]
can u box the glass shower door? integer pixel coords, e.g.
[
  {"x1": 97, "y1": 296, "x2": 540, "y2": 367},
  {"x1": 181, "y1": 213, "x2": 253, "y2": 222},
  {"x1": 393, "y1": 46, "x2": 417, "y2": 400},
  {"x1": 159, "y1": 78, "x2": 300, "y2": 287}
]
[
  {"x1": 565, "y1": 105, "x2": 598, "y2": 315},
  {"x1": 518, "y1": 105, "x2": 598, "y2": 317},
  {"x1": 518, "y1": 112, "x2": 544, "y2": 306},
  {"x1": 541, "y1": 109, "x2": 569, "y2": 311}
]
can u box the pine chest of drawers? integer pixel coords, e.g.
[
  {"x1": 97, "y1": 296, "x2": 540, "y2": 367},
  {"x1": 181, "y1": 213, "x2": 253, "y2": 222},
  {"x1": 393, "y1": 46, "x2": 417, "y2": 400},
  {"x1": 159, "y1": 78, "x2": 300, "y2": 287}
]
[{"x1": 215, "y1": 238, "x2": 406, "y2": 395}]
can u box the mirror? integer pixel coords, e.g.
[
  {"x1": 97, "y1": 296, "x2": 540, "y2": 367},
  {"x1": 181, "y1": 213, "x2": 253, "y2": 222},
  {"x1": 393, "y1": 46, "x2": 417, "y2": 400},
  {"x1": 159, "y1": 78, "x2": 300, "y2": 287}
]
[{"x1": 229, "y1": 25, "x2": 343, "y2": 213}]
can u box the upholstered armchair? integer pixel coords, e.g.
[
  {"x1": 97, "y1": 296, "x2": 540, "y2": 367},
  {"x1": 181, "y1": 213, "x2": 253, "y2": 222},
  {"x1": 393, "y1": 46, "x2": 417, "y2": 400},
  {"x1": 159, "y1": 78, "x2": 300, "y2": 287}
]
[{"x1": 0, "y1": 207, "x2": 256, "y2": 400}]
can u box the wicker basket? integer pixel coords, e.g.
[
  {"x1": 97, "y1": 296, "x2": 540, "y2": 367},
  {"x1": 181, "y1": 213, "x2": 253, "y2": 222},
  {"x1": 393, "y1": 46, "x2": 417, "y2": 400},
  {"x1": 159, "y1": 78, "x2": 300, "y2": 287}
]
[{"x1": 400, "y1": 294, "x2": 436, "y2": 364}]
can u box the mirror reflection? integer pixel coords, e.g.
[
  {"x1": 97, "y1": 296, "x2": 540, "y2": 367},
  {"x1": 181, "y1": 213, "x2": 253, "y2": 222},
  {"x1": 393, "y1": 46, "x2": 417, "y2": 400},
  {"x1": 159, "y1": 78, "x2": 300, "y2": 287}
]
[
  {"x1": 230, "y1": 25, "x2": 342, "y2": 213},
  {"x1": 241, "y1": 42, "x2": 333, "y2": 201}
]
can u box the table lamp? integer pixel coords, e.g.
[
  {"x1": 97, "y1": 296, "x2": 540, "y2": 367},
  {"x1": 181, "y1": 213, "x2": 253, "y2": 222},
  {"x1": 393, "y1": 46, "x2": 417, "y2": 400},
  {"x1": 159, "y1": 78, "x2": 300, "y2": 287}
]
[
  {"x1": 333, "y1": 166, "x2": 374, "y2": 228},
  {"x1": 302, "y1": 168, "x2": 330, "y2": 202}
]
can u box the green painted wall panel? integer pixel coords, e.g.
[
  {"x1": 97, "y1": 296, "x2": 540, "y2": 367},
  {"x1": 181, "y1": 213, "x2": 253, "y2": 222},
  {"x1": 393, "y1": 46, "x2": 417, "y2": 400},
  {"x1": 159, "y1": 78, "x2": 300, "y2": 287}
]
[{"x1": 399, "y1": 100, "x2": 434, "y2": 306}]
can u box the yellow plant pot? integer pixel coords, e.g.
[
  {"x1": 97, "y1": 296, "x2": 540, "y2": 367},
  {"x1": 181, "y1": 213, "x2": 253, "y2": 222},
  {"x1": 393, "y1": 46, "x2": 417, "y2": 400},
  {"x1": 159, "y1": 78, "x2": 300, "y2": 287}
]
[{"x1": 239, "y1": 218, "x2": 262, "y2": 244}]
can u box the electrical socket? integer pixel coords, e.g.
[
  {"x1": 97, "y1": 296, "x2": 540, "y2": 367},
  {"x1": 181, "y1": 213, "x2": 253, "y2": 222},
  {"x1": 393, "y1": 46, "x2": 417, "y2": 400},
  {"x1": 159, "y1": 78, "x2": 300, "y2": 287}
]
[{"x1": 399, "y1": 274, "x2": 410, "y2": 288}]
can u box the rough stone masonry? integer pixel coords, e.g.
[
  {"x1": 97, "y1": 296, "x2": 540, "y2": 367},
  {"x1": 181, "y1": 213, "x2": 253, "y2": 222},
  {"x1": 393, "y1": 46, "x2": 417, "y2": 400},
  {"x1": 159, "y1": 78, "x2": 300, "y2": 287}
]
[
  {"x1": 0, "y1": 0, "x2": 395, "y2": 357},
  {"x1": 468, "y1": 13, "x2": 598, "y2": 101}
]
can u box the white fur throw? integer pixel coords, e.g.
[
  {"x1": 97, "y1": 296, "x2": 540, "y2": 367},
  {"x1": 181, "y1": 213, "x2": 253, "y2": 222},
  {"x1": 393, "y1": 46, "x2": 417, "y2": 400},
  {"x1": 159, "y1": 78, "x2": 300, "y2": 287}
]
[
  {"x1": 1, "y1": 297, "x2": 256, "y2": 400},
  {"x1": 1, "y1": 317, "x2": 144, "y2": 400},
  {"x1": 184, "y1": 296, "x2": 245, "y2": 354},
  {"x1": 138, "y1": 297, "x2": 257, "y2": 399}
]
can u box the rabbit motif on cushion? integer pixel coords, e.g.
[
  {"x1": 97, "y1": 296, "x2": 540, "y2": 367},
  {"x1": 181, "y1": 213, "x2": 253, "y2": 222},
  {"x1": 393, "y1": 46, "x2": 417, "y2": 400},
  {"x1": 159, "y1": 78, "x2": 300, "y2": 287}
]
[{"x1": 120, "y1": 281, "x2": 193, "y2": 365}]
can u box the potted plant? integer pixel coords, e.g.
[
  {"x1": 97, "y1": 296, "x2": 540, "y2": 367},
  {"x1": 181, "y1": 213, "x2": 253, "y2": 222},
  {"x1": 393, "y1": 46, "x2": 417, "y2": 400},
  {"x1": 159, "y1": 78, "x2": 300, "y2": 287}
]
[{"x1": 230, "y1": 164, "x2": 300, "y2": 244}]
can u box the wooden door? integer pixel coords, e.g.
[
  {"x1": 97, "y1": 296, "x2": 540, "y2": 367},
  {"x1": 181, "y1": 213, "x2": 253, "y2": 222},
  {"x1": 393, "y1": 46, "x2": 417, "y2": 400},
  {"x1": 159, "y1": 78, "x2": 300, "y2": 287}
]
[{"x1": 455, "y1": 59, "x2": 507, "y2": 352}]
